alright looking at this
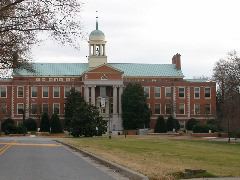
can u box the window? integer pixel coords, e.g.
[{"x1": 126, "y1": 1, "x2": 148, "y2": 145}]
[
  {"x1": 165, "y1": 87, "x2": 172, "y2": 98},
  {"x1": 31, "y1": 104, "x2": 38, "y2": 114},
  {"x1": 64, "y1": 86, "x2": 71, "y2": 98},
  {"x1": 31, "y1": 86, "x2": 38, "y2": 98},
  {"x1": 154, "y1": 87, "x2": 161, "y2": 98},
  {"x1": 42, "y1": 87, "x2": 49, "y2": 98},
  {"x1": 194, "y1": 87, "x2": 200, "y2": 99},
  {"x1": 144, "y1": 87, "x2": 150, "y2": 98},
  {"x1": 154, "y1": 104, "x2": 161, "y2": 114},
  {"x1": 75, "y1": 87, "x2": 81, "y2": 93},
  {"x1": 53, "y1": 87, "x2": 60, "y2": 98},
  {"x1": 0, "y1": 103, "x2": 7, "y2": 114},
  {"x1": 42, "y1": 104, "x2": 48, "y2": 114},
  {"x1": 205, "y1": 87, "x2": 211, "y2": 98},
  {"x1": 178, "y1": 87, "x2": 185, "y2": 98},
  {"x1": 179, "y1": 104, "x2": 185, "y2": 114},
  {"x1": 194, "y1": 104, "x2": 200, "y2": 115},
  {"x1": 165, "y1": 103, "x2": 172, "y2": 114},
  {"x1": 53, "y1": 103, "x2": 60, "y2": 114},
  {"x1": 0, "y1": 86, "x2": 7, "y2": 97},
  {"x1": 205, "y1": 104, "x2": 211, "y2": 114},
  {"x1": 17, "y1": 86, "x2": 24, "y2": 98},
  {"x1": 17, "y1": 103, "x2": 24, "y2": 114}
]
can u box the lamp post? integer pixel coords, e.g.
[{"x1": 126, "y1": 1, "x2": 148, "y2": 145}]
[{"x1": 108, "y1": 113, "x2": 112, "y2": 139}]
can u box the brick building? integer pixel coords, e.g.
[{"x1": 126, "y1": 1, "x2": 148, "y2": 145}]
[{"x1": 0, "y1": 21, "x2": 216, "y2": 133}]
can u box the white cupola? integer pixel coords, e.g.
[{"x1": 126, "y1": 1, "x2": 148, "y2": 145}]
[{"x1": 88, "y1": 17, "x2": 107, "y2": 68}]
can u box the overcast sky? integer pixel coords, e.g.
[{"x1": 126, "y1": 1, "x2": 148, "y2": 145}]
[{"x1": 32, "y1": 0, "x2": 240, "y2": 78}]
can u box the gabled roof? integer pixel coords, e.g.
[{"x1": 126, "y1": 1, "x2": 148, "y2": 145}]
[
  {"x1": 84, "y1": 63, "x2": 123, "y2": 74},
  {"x1": 13, "y1": 62, "x2": 184, "y2": 78}
]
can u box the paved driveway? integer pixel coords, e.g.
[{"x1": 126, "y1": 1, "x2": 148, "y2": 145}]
[{"x1": 0, "y1": 136, "x2": 128, "y2": 180}]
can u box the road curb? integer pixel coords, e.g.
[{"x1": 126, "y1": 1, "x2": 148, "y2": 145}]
[{"x1": 55, "y1": 140, "x2": 149, "y2": 180}]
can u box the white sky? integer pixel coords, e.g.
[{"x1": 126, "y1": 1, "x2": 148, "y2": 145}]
[{"x1": 32, "y1": 0, "x2": 240, "y2": 78}]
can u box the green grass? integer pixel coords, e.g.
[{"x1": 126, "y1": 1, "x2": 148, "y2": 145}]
[{"x1": 59, "y1": 136, "x2": 240, "y2": 180}]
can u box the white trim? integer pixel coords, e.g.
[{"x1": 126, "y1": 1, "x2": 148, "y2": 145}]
[
  {"x1": 31, "y1": 86, "x2": 38, "y2": 98},
  {"x1": 30, "y1": 103, "x2": 37, "y2": 115},
  {"x1": 143, "y1": 86, "x2": 150, "y2": 99},
  {"x1": 42, "y1": 103, "x2": 49, "y2": 114},
  {"x1": 0, "y1": 86, "x2": 7, "y2": 98},
  {"x1": 178, "y1": 87, "x2": 185, "y2": 98},
  {"x1": 53, "y1": 86, "x2": 60, "y2": 98},
  {"x1": 204, "y1": 87, "x2": 211, "y2": 99},
  {"x1": 178, "y1": 103, "x2": 185, "y2": 115},
  {"x1": 154, "y1": 103, "x2": 161, "y2": 115},
  {"x1": 17, "y1": 86, "x2": 24, "y2": 98},
  {"x1": 17, "y1": 103, "x2": 24, "y2": 115},
  {"x1": 64, "y1": 86, "x2": 71, "y2": 98},
  {"x1": 53, "y1": 103, "x2": 60, "y2": 115},
  {"x1": 42, "y1": 86, "x2": 49, "y2": 98},
  {"x1": 194, "y1": 87, "x2": 200, "y2": 99},
  {"x1": 154, "y1": 87, "x2": 161, "y2": 98},
  {"x1": 165, "y1": 87, "x2": 172, "y2": 98},
  {"x1": 194, "y1": 103, "x2": 200, "y2": 115}
]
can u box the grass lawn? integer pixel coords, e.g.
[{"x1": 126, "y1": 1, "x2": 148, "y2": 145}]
[{"x1": 59, "y1": 136, "x2": 240, "y2": 180}]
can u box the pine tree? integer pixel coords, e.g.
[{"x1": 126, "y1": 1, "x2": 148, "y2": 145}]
[
  {"x1": 122, "y1": 83, "x2": 151, "y2": 130},
  {"x1": 155, "y1": 116, "x2": 166, "y2": 133},
  {"x1": 50, "y1": 114, "x2": 63, "y2": 133},
  {"x1": 40, "y1": 113, "x2": 50, "y2": 132}
]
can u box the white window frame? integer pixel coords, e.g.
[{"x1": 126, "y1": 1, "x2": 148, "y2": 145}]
[
  {"x1": 0, "y1": 86, "x2": 7, "y2": 98},
  {"x1": 165, "y1": 87, "x2": 172, "y2": 98},
  {"x1": 31, "y1": 103, "x2": 38, "y2": 115},
  {"x1": 0, "y1": 103, "x2": 7, "y2": 114},
  {"x1": 31, "y1": 86, "x2": 38, "y2": 98},
  {"x1": 42, "y1": 86, "x2": 49, "y2": 98},
  {"x1": 205, "y1": 104, "x2": 211, "y2": 114},
  {"x1": 17, "y1": 86, "x2": 24, "y2": 98},
  {"x1": 194, "y1": 104, "x2": 200, "y2": 115},
  {"x1": 42, "y1": 103, "x2": 49, "y2": 114},
  {"x1": 154, "y1": 103, "x2": 161, "y2": 114},
  {"x1": 53, "y1": 86, "x2": 60, "y2": 98},
  {"x1": 143, "y1": 86, "x2": 150, "y2": 99},
  {"x1": 178, "y1": 87, "x2": 185, "y2": 98},
  {"x1": 194, "y1": 87, "x2": 200, "y2": 99},
  {"x1": 165, "y1": 103, "x2": 172, "y2": 115},
  {"x1": 53, "y1": 103, "x2": 60, "y2": 115},
  {"x1": 17, "y1": 103, "x2": 24, "y2": 115},
  {"x1": 154, "y1": 87, "x2": 161, "y2": 98},
  {"x1": 205, "y1": 87, "x2": 211, "y2": 98},
  {"x1": 179, "y1": 103, "x2": 185, "y2": 114},
  {"x1": 64, "y1": 86, "x2": 71, "y2": 98}
]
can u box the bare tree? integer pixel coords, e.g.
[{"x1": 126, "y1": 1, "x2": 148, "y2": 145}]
[
  {"x1": 213, "y1": 51, "x2": 240, "y2": 135},
  {"x1": 0, "y1": 0, "x2": 83, "y2": 76}
]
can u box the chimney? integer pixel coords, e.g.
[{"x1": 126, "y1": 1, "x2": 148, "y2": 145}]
[{"x1": 172, "y1": 53, "x2": 181, "y2": 70}]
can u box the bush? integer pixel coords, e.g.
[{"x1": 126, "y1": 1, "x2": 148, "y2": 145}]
[
  {"x1": 186, "y1": 118, "x2": 199, "y2": 130},
  {"x1": 155, "y1": 116, "x2": 166, "y2": 133},
  {"x1": 166, "y1": 116, "x2": 180, "y2": 132},
  {"x1": 193, "y1": 124, "x2": 210, "y2": 133},
  {"x1": 232, "y1": 129, "x2": 240, "y2": 138},
  {"x1": 16, "y1": 124, "x2": 27, "y2": 134},
  {"x1": 1, "y1": 118, "x2": 15, "y2": 134},
  {"x1": 50, "y1": 114, "x2": 63, "y2": 133},
  {"x1": 40, "y1": 113, "x2": 50, "y2": 132},
  {"x1": 24, "y1": 118, "x2": 37, "y2": 131}
]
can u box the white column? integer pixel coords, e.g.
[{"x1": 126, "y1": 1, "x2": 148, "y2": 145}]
[
  {"x1": 99, "y1": 44, "x2": 102, "y2": 56},
  {"x1": 89, "y1": 44, "x2": 91, "y2": 56},
  {"x1": 91, "y1": 86, "x2": 96, "y2": 106},
  {"x1": 84, "y1": 85, "x2": 89, "y2": 103},
  {"x1": 103, "y1": 44, "x2": 106, "y2": 56},
  {"x1": 113, "y1": 85, "x2": 117, "y2": 114},
  {"x1": 93, "y1": 44, "x2": 96, "y2": 56},
  {"x1": 118, "y1": 86, "x2": 123, "y2": 115}
]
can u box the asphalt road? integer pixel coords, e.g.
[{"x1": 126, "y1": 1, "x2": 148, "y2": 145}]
[{"x1": 0, "y1": 136, "x2": 128, "y2": 180}]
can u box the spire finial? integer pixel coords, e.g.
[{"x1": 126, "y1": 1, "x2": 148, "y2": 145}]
[{"x1": 96, "y1": 11, "x2": 98, "y2": 30}]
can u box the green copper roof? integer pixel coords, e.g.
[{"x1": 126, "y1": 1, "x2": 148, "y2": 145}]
[
  {"x1": 185, "y1": 79, "x2": 210, "y2": 82},
  {"x1": 13, "y1": 63, "x2": 184, "y2": 77}
]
